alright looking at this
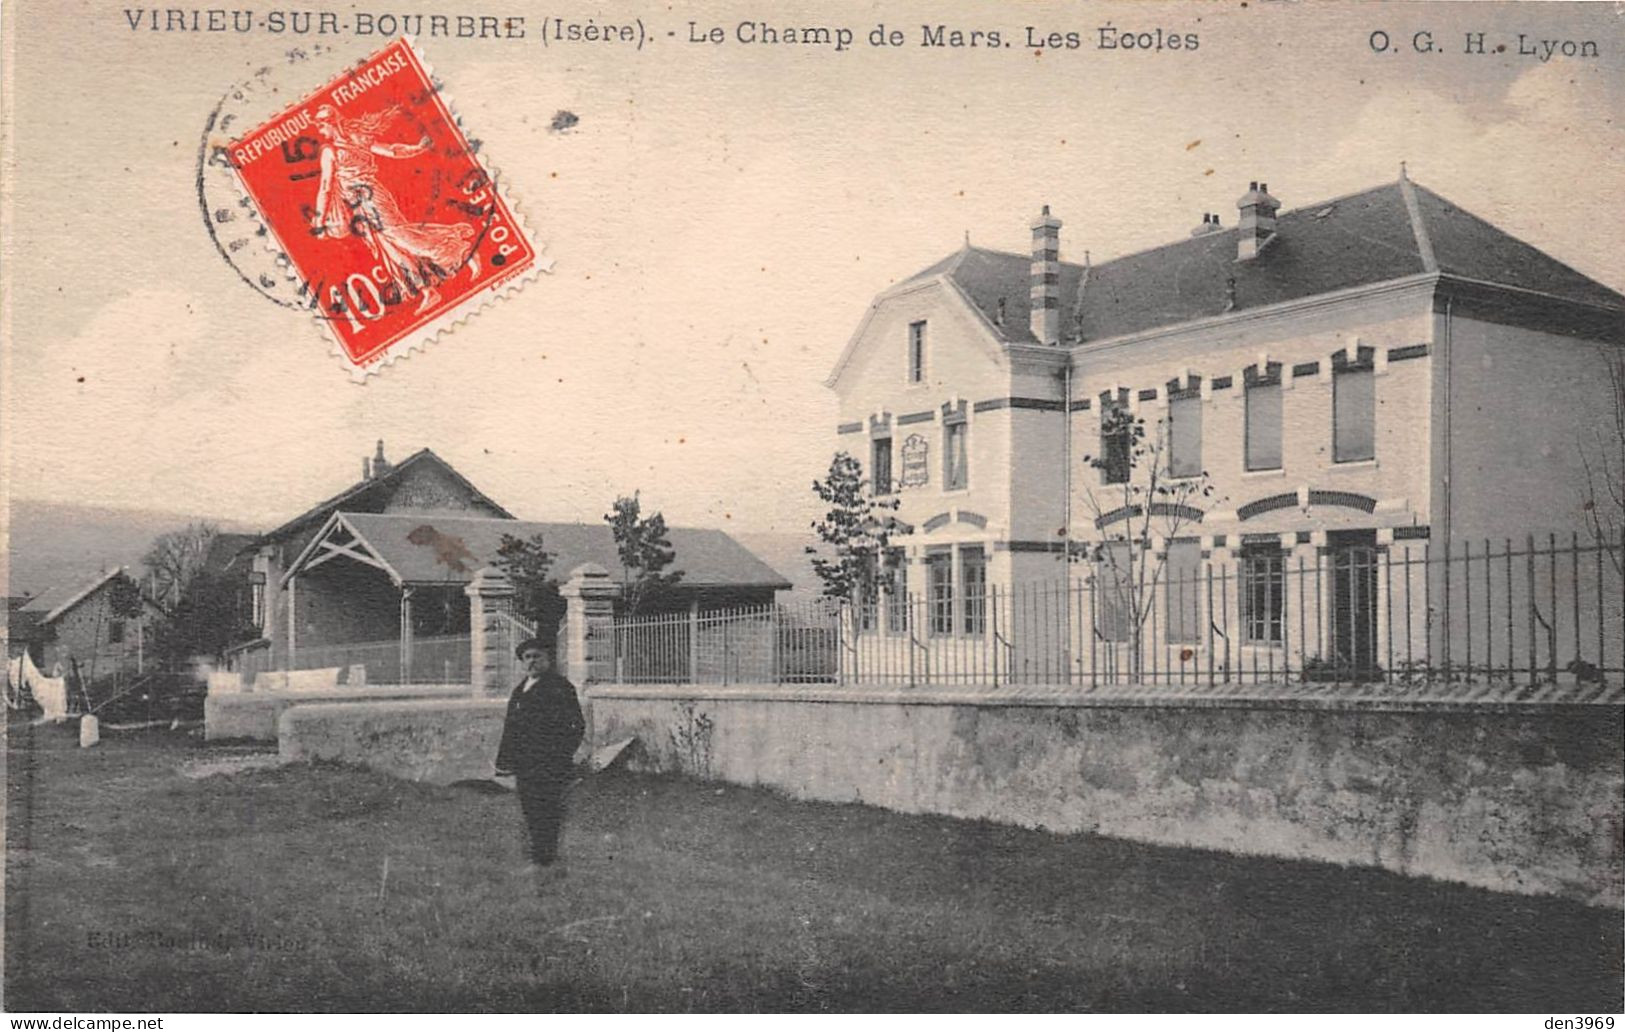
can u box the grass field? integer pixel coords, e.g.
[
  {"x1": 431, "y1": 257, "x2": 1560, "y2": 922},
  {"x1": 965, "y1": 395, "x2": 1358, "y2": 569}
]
[{"x1": 5, "y1": 721, "x2": 1621, "y2": 1012}]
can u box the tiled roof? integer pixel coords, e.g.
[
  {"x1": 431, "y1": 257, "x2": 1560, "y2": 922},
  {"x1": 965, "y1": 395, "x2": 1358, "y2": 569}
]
[
  {"x1": 902, "y1": 179, "x2": 1623, "y2": 346},
  {"x1": 17, "y1": 568, "x2": 125, "y2": 623},
  {"x1": 296, "y1": 512, "x2": 791, "y2": 591},
  {"x1": 202, "y1": 533, "x2": 264, "y2": 575}
]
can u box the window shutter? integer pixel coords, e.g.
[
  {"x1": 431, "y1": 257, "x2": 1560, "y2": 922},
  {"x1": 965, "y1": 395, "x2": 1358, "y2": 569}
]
[
  {"x1": 1334, "y1": 367, "x2": 1375, "y2": 462},
  {"x1": 1245, "y1": 382, "x2": 1283, "y2": 470}
]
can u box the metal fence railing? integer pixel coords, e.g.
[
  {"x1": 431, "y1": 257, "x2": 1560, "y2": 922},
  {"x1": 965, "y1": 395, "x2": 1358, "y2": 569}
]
[
  {"x1": 282, "y1": 633, "x2": 472, "y2": 686},
  {"x1": 613, "y1": 598, "x2": 844, "y2": 686},
  {"x1": 610, "y1": 533, "x2": 1625, "y2": 691}
]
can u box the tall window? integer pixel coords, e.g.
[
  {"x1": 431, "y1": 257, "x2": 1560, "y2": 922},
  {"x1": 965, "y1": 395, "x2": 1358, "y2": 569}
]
[
  {"x1": 883, "y1": 548, "x2": 908, "y2": 635},
  {"x1": 908, "y1": 321, "x2": 926, "y2": 383},
  {"x1": 1244, "y1": 365, "x2": 1283, "y2": 471},
  {"x1": 1096, "y1": 540, "x2": 1133, "y2": 643},
  {"x1": 871, "y1": 436, "x2": 894, "y2": 494},
  {"x1": 960, "y1": 546, "x2": 987, "y2": 635},
  {"x1": 1168, "y1": 392, "x2": 1202, "y2": 478},
  {"x1": 943, "y1": 420, "x2": 968, "y2": 490},
  {"x1": 1241, "y1": 544, "x2": 1286, "y2": 644},
  {"x1": 1164, "y1": 540, "x2": 1203, "y2": 643},
  {"x1": 926, "y1": 551, "x2": 954, "y2": 637},
  {"x1": 1333, "y1": 358, "x2": 1376, "y2": 463},
  {"x1": 107, "y1": 619, "x2": 125, "y2": 645},
  {"x1": 1100, "y1": 396, "x2": 1132, "y2": 485}
]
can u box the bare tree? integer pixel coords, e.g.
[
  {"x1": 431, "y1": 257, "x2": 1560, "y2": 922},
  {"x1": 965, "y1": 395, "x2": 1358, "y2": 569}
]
[
  {"x1": 142, "y1": 521, "x2": 219, "y2": 608},
  {"x1": 1579, "y1": 345, "x2": 1625, "y2": 575},
  {"x1": 1076, "y1": 400, "x2": 1219, "y2": 677}
]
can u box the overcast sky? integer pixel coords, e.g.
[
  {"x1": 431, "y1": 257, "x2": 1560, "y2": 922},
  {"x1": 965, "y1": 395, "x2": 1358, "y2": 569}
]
[{"x1": 4, "y1": 1, "x2": 1622, "y2": 549}]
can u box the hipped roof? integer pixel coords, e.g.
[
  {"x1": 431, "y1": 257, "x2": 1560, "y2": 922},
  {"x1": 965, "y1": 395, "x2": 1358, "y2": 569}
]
[{"x1": 897, "y1": 179, "x2": 1624, "y2": 347}]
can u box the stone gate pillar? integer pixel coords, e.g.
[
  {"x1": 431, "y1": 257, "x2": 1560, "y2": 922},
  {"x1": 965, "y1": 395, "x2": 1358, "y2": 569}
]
[
  {"x1": 464, "y1": 566, "x2": 516, "y2": 698},
  {"x1": 561, "y1": 562, "x2": 617, "y2": 687}
]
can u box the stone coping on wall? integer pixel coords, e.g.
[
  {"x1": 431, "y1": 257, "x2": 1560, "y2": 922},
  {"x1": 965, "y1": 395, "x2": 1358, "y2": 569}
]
[
  {"x1": 281, "y1": 696, "x2": 509, "y2": 720},
  {"x1": 232, "y1": 683, "x2": 475, "y2": 702},
  {"x1": 587, "y1": 680, "x2": 1625, "y2": 715}
]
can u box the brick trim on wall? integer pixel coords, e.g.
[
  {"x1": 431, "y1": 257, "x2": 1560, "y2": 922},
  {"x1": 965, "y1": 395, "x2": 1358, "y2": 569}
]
[{"x1": 972, "y1": 397, "x2": 1066, "y2": 413}]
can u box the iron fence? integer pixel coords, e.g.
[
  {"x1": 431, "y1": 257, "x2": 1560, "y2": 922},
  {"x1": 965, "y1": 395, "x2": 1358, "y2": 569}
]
[
  {"x1": 282, "y1": 633, "x2": 473, "y2": 685},
  {"x1": 610, "y1": 533, "x2": 1625, "y2": 690}
]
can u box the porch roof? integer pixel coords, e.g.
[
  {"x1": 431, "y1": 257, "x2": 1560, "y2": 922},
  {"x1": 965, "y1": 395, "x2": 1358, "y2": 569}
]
[{"x1": 284, "y1": 512, "x2": 791, "y2": 592}]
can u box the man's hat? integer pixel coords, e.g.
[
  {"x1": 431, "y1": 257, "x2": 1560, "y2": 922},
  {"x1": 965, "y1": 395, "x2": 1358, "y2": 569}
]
[{"x1": 515, "y1": 637, "x2": 553, "y2": 659}]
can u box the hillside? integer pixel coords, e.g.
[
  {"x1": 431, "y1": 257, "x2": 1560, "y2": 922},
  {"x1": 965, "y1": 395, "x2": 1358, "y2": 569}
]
[
  {"x1": 730, "y1": 530, "x2": 829, "y2": 604},
  {"x1": 3, "y1": 499, "x2": 257, "y2": 600}
]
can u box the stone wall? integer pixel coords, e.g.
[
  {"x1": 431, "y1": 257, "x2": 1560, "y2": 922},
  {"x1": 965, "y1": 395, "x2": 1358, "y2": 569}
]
[
  {"x1": 204, "y1": 683, "x2": 473, "y2": 741},
  {"x1": 278, "y1": 697, "x2": 508, "y2": 784},
  {"x1": 590, "y1": 683, "x2": 1624, "y2": 909}
]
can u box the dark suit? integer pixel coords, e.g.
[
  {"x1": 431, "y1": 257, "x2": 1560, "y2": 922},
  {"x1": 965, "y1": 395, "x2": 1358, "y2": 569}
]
[{"x1": 495, "y1": 671, "x2": 586, "y2": 865}]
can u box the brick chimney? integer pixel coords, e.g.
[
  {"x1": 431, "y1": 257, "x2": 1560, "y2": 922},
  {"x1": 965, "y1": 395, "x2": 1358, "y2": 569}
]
[
  {"x1": 1029, "y1": 205, "x2": 1062, "y2": 345},
  {"x1": 362, "y1": 456, "x2": 372, "y2": 480},
  {"x1": 1190, "y1": 212, "x2": 1223, "y2": 237},
  {"x1": 371, "y1": 440, "x2": 391, "y2": 479},
  {"x1": 1236, "y1": 182, "x2": 1280, "y2": 260}
]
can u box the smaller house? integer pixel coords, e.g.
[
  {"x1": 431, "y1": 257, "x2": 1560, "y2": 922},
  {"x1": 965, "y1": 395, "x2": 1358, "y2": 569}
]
[
  {"x1": 4, "y1": 595, "x2": 45, "y2": 662},
  {"x1": 10, "y1": 568, "x2": 162, "y2": 683},
  {"x1": 281, "y1": 511, "x2": 791, "y2": 663},
  {"x1": 221, "y1": 441, "x2": 514, "y2": 674}
]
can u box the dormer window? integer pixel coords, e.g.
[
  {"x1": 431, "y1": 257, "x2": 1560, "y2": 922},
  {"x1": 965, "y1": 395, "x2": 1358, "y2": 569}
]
[{"x1": 908, "y1": 321, "x2": 926, "y2": 384}]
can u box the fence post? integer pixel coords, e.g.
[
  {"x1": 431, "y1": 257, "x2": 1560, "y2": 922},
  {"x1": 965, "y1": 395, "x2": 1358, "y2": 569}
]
[
  {"x1": 561, "y1": 563, "x2": 618, "y2": 687},
  {"x1": 683, "y1": 600, "x2": 697, "y2": 684},
  {"x1": 464, "y1": 567, "x2": 516, "y2": 698}
]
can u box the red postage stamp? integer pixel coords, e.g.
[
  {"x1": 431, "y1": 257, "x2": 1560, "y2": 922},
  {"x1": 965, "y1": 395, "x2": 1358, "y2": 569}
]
[{"x1": 229, "y1": 38, "x2": 537, "y2": 376}]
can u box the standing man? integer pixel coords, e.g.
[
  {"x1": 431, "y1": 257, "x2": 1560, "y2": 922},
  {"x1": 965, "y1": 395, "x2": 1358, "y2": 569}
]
[{"x1": 494, "y1": 638, "x2": 586, "y2": 877}]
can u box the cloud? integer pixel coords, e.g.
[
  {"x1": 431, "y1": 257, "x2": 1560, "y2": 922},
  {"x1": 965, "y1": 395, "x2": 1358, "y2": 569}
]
[{"x1": 1329, "y1": 63, "x2": 1624, "y2": 289}]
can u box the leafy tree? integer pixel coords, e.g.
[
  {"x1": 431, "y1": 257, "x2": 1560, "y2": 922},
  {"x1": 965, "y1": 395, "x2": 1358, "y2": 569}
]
[
  {"x1": 107, "y1": 571, "x2": 146, "y2": 620},
  {"x1": 807, "y1": 451, "x2": 901, "y2": 602},
  {"x1": 1076, "y1": 399, "x2": 1220, "y2": 677},
  {"x1": 605, "y1": 493, "x2": 683, "y2": 616},
  {"x1": 151, "y1": 570, "x2": 256, "y2": 665},
  {"x1": 142, "y1": 522, "x2": 219, "y2": 607},
  {"x1": 494, "y1": 532, "x2": 566, "y2": 634}
]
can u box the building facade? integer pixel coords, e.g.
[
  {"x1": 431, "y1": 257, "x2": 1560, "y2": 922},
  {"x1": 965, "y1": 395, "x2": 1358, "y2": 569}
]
[
  {"x1": 222, "y1": 441, "x2": 791, "y2": 684},
  {"x1": 826, "y1": 175, "x2": 1625, "y2": 683},
  {"x1": 10, "y1": 569, "x2": 162, "y2": 684}
]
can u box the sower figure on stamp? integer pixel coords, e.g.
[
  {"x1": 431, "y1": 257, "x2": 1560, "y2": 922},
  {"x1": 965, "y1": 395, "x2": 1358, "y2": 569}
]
[{"x1": 494, "y1": 637, "x2": 585, "y2": 880}]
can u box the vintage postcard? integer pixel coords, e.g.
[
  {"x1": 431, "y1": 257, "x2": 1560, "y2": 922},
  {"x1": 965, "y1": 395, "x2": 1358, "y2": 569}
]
[{"x1": 2, "y1": 0, "x2": 1622, "y2": 1019}]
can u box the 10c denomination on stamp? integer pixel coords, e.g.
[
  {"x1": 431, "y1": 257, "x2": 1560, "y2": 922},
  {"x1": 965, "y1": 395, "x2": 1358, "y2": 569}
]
[{"x1": 229, "y1": 38, "x2": 537, "y2": 377}]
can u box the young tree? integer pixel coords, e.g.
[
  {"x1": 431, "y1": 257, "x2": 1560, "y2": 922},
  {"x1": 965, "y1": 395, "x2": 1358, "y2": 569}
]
[
  {"x1": 494, "y1": 532, "x2": 565, "y2": 634},
  {"x1": 1076, "y1": 400, "x2": 1219, "y2": 677},
  {"x1": 1578, "y1": 345, "x2": 1625, "y2": 575},
  {"x1": 142, "y1": 522, "x2": 219, "y2": 608},
  {"x1": 807, "y1": 450, "x2": 901, "y2": 603},
  {"x1": 605, "y1": 493, "x2": 683, "y2": 616}
]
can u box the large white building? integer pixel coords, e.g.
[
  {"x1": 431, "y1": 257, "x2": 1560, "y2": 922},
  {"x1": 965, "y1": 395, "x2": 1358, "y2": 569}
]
[{"x1": 825, "y1": 174, "x2": 1625, "y2": 683}]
